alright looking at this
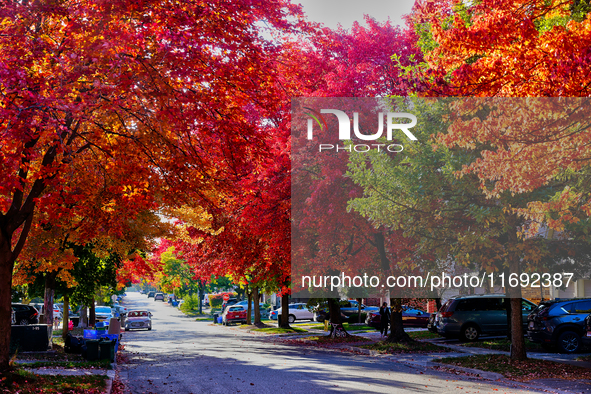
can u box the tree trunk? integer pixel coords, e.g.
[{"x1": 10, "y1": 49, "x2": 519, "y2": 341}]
[
  {"x1": 327, "y1": 298, "x2": 349, "y2": 338},
  {"x1": 253, "y1": 287, "x2": 261, "y2": 325},
  {"x1": 89, "y1": 297, "x2": 96, "y2": 327},
  {"x1": 198, "y1": 282, "x2": 204, "y2": 315},
  {"x1": 279, "y1": 293, "x2": 290, "y2": 328},
  {"x1": 62, "y1": 295, "x2": 69, "y2": 340},
  {"x1": 387, "y1": 298, "x2": 412, "y2": 342},
  {"x1": 80, "y1": 305, "x2": 88, "y2": 327},
  {"x1": 0, "y1": 239, "x2": 15, "y2": 371},
  {"x1": 507, "y1": 215, "x2": 527, "y2": 360},
  {"x1": 508, "y1": 285, "x2": 526, "y2": 360},
  {"x1": 246, "y1": 288, "x2": 252, "y2": 325},
  {"x1": 356, "y1": 298, "x2": 362, "y2": 324},
  {"x1": 44, "y1": 271, "x2": 57, "y2": 338}
]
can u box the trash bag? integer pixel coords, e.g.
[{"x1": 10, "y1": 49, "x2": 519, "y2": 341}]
[{"x1": 65, "y1": 333, "x2": 86, "y2": 354}]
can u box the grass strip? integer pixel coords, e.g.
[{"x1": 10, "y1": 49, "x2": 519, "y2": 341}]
[
  {"x1": 307, "y1": 323, "x2": 375, "y2": 331},
  {"x1": 0, "y1": 369, "x2": 107, "y2": 393},
  {"x1": 461, "y1": 338, "x2": 542, "y2": 352},
  {"x1": 303, "y1": 335, "x2": 372, "y2": 344},
  {"x1": 22, "y1": 359, "x2": 112, "y2": 370},
  {"x1": 407, "y1": 331, "x2": 441, "y2": 340},
  {"x1": 361, "y1": 340, "x2": 451, "y2": 354},
  {"x1": 436, "y1": 354, "x2": 591, "y2": 382},
  {"x1": 251, "y1": 327, "x2": 308, "y2": 334}
]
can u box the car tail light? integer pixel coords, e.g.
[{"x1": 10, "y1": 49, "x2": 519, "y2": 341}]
[
  {"x1": 538, "y1": 308, "x2": 550, "y2": 321},
  {"x1": 440, "y1": 312, "x2": 454, "y2": 318}
]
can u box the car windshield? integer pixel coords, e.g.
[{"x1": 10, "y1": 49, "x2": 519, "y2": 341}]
[{"x1": 129, "y1": 311, "x2": 148, "y2": 317}]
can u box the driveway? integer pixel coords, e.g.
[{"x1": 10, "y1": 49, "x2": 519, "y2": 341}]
[{"x1": 118, "y1": 292, "x2": 549, "y2": 393}]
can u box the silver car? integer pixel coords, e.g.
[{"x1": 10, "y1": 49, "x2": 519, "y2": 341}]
[{"x1": 125, "y1": 310, "x2": 152, "y2": 331}]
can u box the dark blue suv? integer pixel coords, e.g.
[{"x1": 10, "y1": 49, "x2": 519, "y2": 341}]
[{"x1": 527, "y1": 298, "x2": 591, "y2": 353}]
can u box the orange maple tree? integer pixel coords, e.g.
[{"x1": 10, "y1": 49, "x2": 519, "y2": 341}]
[{"x1": 0, "y1": 0, "x2": 306, "y2": 370}]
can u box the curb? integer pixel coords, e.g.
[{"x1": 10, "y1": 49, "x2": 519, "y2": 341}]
[{"x1": 105, "y1": 367, "x2": 116, "y2": 394}]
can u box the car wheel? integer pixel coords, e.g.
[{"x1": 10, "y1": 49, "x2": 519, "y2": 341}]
[
  {"x1": 288, "y1": 315, "x2": 296, "y2": 324},
  {"x1": 125, "y1": 328, "x2": 129, "y2": 331},
  {"x1": 460, "y1": 324, "x2": 480, "y2": 341},
  {"x1": 19, "y1": 319, "x2": 29, "y2": 326},
  {"x1": 148, "y1": 327, "x2": 152, "y2": 331},
  {"x1": 557, "y1": 330, "x2": 581, "y2": 354},
  {"x1": 315, "y1": 315, "x2": 325, "y2": 323}
]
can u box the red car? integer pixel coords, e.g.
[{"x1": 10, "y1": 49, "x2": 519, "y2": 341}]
[
  {"x1": 222, "y1": 305, "x2": 247, "y2": 326},
  {"x1": 366, "y1": 307, "x2": 430, "y2": 328}
]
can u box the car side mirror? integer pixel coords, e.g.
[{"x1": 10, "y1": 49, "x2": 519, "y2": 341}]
[{"x1": 149, "y1": 312, "x2": 153, "y2": 317}]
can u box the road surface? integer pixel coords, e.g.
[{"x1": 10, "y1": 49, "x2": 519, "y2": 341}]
[{"x1": 118, "y1": 292, "x2": 545, "y2": 394}]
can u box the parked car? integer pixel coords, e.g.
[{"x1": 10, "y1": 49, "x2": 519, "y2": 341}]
[
  {"x1": 154, "y1": 293, "x2": 165, "y2": 301},
  {"x1": 366, "y1": 306, "x2": 430, "y2": 328},
  {"x1": 527, "y1": 298, "x2": 591, "y2": 353},
  {"x1": 111, "y1": 305, "x2": 128, "y2": 318},
  {"x1": 222, "y1": 305, "x2": 247, "y2": 325},
  {"x1": 234, "y1": 301, "x2": 270, "y2": 318},
  {"x1": 94, "y1": 306, "x2": 113, "y2": 323},
  {"x1": 340, "y1": 300, "x2": 379, "y2": 317},
  {"x1": 313, "y1": 300, "x2": 366, "y2": 322},
  {"x1": 125, "y1": 310, "x2": 152, "y2": 331},
  {"x1": 30, "y1": 303, "x2": 63, "y2": 321},
  {"x1": 274, "y1": 303, "x2": 314, "y2": 323},
  {"x1": 221, "y1": 298, "x2": 238, "y2": 313},
  {"x1": 435, "y1": 294, "x2": 536, "y2": 341},
  {"x1": 11, "y1": 304, "x2": 39, "y2": 325},
  {"x1": 147, "y1": 291, "x2": 156, "y2": 298}
]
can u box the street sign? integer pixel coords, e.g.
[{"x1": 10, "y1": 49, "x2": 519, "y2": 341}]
[{"x1": 223, "y1": 294, "x2": 230, "y2": 301}]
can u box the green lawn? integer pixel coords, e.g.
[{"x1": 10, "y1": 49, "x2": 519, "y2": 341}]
[
  {"x1": 361, "y1": 340, "x2": 451, "y2": 354},
  {"x1": 0, "y1": 369, "x2": 107, "y2": 393},
  {"x1": 307, "y1": 323, "x2": 376, "y2": 331},
  {"x1": 436, "y1": 354, "x2": 591, "y2": 382},
  {"x1": 22, "y1": 360, "x2": 112, "y2": 370},
  {"x1": 251, "y1": 327, "x2": 308, "y2": 334},
  {"x1": 407, "y1": 331, "x2": 441, "y2": 340},
  {"x1": 53, "y1": 327, "x2": 85, "y2": 337},
  {"x1": 303, "y1": 335, "x2": 372, "y2": 344},
  {"x1": 461, "y1": 338, "x2": 542, "y2": 352}
]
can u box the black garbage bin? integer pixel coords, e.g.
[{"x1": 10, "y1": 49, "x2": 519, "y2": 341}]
[
  {"x1": 85, "y1": 340, "x2": 100, "y2": 361},
  {"x1": 213, "y1": 313, "x2": 219, "y2": 324},
  {"x1": 99, "y1": 339, "x2": 116, "y2": 363}
]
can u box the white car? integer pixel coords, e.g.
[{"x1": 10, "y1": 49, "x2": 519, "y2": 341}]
[
  {"x1": 94, "y1": 306, "x2": 113, "y2": 322},
  {"x1": 276, "y1": 303, "x2": 314, "y2": 323},
  {"x1": 125, "y1": 310, "x2": 152, "y2": 331}
]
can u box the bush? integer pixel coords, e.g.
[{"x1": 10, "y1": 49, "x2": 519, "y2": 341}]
[
  {"x1": 209, "y1": 293, "x2": 237, "y2": 309},
  {"x1": 180, "y1": 294, "x2": 201, "y2": 312},
  {"x1": 209, "y1": 294, "x2": 224, "y2": 309}
]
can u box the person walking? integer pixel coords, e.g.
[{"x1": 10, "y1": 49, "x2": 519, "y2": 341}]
[{"x1": 379, "y1": 302, "x2": 390, "y2": 337}]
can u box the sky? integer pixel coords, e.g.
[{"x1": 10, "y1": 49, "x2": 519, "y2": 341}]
[{"x1": 295, "y1": 0, "x2": 417, "y2": 30}]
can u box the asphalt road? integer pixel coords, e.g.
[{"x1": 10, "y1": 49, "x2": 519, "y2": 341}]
[{"x1": 118, "y1": 292, "x2": 544, "y2": 394}]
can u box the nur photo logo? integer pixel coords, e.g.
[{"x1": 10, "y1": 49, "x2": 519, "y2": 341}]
[{"x1": 304, "y1": 108, "x2": 417, "y2": 152}]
